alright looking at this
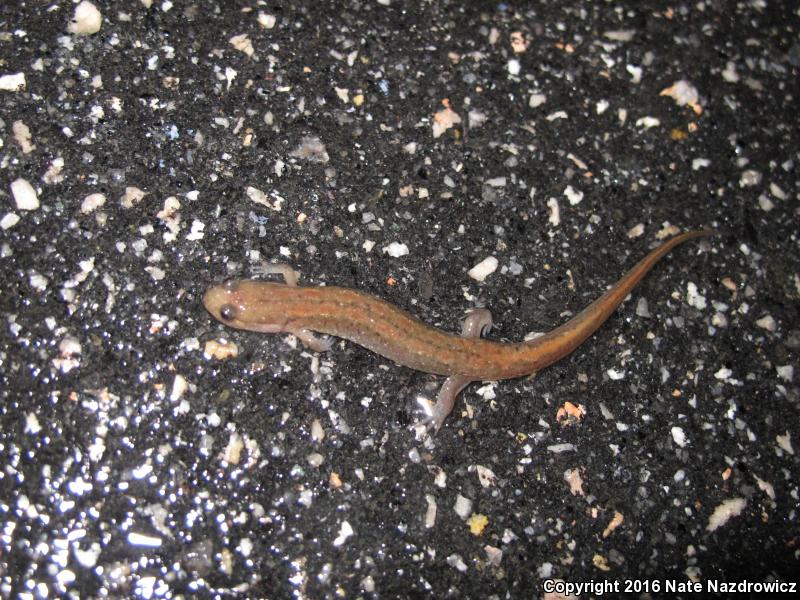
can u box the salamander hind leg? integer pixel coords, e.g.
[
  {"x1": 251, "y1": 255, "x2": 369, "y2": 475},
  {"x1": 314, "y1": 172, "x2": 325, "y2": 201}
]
[
  {"x1": 420, "y1": 375, "x2": 473, "y2": 433},
  {"x1": 417, "y1": 308, "x2": 493, "y2": 434}
]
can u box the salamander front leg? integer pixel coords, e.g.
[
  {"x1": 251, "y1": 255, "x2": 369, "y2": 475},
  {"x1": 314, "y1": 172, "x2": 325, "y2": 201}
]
[
  {"x1": 422, "y1": 375, "x2": 473, "y2": 433},
  {"x1": 292, "y1": 328, "x2": 333, "y2": 352},
  {"x1": 253, "y1": 263, "x2": 333, "y2": 352},
  {"x1": 252, "y1": 262, "x2": 301, "y2": 286},
  {"x1": 419, "y1": 308, "x2": 493, "y2": 433}
]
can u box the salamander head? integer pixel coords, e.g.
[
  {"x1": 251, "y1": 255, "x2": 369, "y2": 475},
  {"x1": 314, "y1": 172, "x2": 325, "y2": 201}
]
[
  {"x1": 203, "y1": 280, "x2": 245, "y2": 326},
  {"x1": 203, "y1": 280, "x2": 288, "y2": 333}
]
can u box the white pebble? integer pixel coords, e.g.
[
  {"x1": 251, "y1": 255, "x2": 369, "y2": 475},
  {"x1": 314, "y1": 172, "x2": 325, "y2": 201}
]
[
  {"x1": 424, "y1": 495, "x2": 437, "y2": 528},
  {"x1": 721, "y1": 61, "x2": 739, "y2": 83},
  {"x1": 686, "y1": 282, "x2": 707, "y2": 310},
  {"x1": 332, "y1": 520, "x2": 354, "y2": 546},
  {"x1": 769, "y1": 182, "x2": 787, "y2": 200},
  {"x1": 485, "y1": 545, "x2": 503, "y2": 567},
  {"x1": 127, "y1": 532, "x2": 162, "y2": 548},
  {"x1": 538, "y1": 562, "x2": 554, "y2": 579},
  {"x1": 776, "y1": 432, "x2": 793, "y2": 455},
  {"x1": 627, "y1": 223, "x2": 645, "y2": 238},
  {"x1": 755, "y1": 314, "x2": 776, "y2": 332},
  {"x1": 714, "y1": 367, "x2": 733, "y2": 380},
  {"x1": 229, "y1": 34, "x2": 254, "y2": 57},
  {"x1": 468, "y1": 256, "x2": 498, "y2": 282},
  {"x1": 81, "y1": 193, "x2": 106, "y2": 214},
  {"x1": 739, "y1": 169, "x2": 761, "y2": 187},
  {"x1": 485, "y1": 176, "x2": 506, "y2": 187},
  {"x1": 660, "y1": 80, "x2": 700, "y2": 109},
  {"x1": 776, "y1": 365, "x2": 794, "y2": 382},
  {"x1": 563, "y1": 185, "x2": 583, "y2": 205},
  {"x1": 671, "y1": 426, "x2": 688, "y2": 448},
  {"x1": 258, "y1": 12, "x2": 276, "y2": 29},
  {"x1": 170, "y1": 374, "x2": 189, "y2": 402},
  {"x1": 310, "y1": 419, "x2": 325, "y2": 442},
  {"x1": 635, "y1": 297, "x2": 650, "y2": 318},
  {"x1": 12, "y1": 120, "x2": 35, "y2": 154},
  {"x1": 711, "y1": 312, "x2": 728, "y2": 328},
  {"x1": 475, "y1": 465, "x2": 497, "y2": 488},
  {"x1": 59, "y1": 335, "x2": 82, "y2": 357},
  {"x1": 547, "y1": 197, "x2": 560, "y2": 225},
  {"x1": 547, "y1": 443, "x2": 575, "y2": 453},
  {"x1": 11, "y1": 178, "x2": 39, "y2": 210},
  {"x1": 30, "y1": 272, "x2": 48, "y2": 291},
  {"x1": 306, "y1": 452, "x2": 324, "y2": 467},
  {"x1": 0, "y1": 72, "x2": 26, "y2": 91},
  {"x1": 529, "y1": 93, "x2": 547, "y2": 108},
  {"x1": 635, "y1": 116, "x2": 660, "y2": 129},
  {"x1": 185, "y1": 220, "x2": 205, "y2": 241},
  {"x1": 68, "y1": 1, "x2": 102, "y2": 35},
  {"x1": 453, "y1": 494, "x2": 473, "y2": 519},
  {"x1": 382, "y1": 242, "x2": 409, "y2": 257},
  {"x1": 1, "y1": 213, "x2": 20, "y2": 230},
  {"x1": 706, "y1": 498, "x2": 746, "y2": 532}
]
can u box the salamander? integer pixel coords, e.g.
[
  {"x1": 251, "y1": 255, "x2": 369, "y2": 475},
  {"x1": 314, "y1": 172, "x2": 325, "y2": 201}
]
[{"x1": 203, "y1": 230, "x2": 714, "y2": 431}]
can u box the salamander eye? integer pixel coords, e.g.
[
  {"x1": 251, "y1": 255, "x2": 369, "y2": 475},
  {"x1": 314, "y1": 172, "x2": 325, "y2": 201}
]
[{"x1": 219, "y1": 304, "x2": 237, "y2": 321}]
